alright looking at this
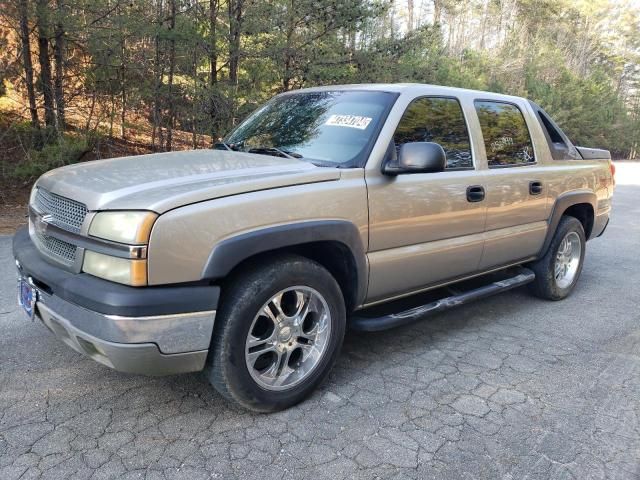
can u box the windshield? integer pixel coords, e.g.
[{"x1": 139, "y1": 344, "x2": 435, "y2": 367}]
[{"x1": 221, "y1": 90, "x2": 397, "y2": 167}]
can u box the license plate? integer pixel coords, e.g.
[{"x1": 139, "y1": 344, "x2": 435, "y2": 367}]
[{"x1": 17, "y1": 277, "x2": 37, "y2": 320}]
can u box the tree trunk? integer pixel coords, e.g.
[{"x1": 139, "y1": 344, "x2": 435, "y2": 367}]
[
  {"x1": 85, "y1": 91, "x2": 96, "y2": 132},
  {"x1": 109, "y1": 92, "x2": 116, "y2": 138},
  {"x1": 479, "y1": 0, "x2": 489, "y2": 49},
  {"x1": 282, "y1": 3, "x2": 295, "y2": 92},
  {"x1": 53, "y1": 0, "x2": 65, "y2": 132},
  {"x1": 228, "y1": 0, "x2": 243, "y2": 124},
  {"x1": 228, "y1": 0, "x2": 242, "y2": 86},
  {"x1": 192, "y1": 48, "x2": 198, "y2": 149},
  {"x1": 208, "y1": 0, "x2": 219, "y2": 142},
  {"x1": 348, "y1": 29, "x2": 356, "y2": 63},
  {"x1": 433, "y1": 0, "x2": 442, "y2": 25},
  {"x1": 209, "y1": 0, "x2": 218, "y2": 86},
  {"x1": 408, "y1": 0, "x2": 414, "y2": 31},
  {"x1": 18, "y1": 0, "x2": 39, "y2": 128},
  {"x1": 152, "y1": 0, "x2": 164, "y2": 151},
  {"x1": 389, "y1": 3, "x2": 396, "y2": 39},
  {"x1": 35, "y1": 0, "x2": 56, "y2": 129},
  {"x1": 166, "y1": 0, "x2": 177, "y2": 152},
  {"x1": 120, "y1": 35, "x2": 126, "y2": 139}
]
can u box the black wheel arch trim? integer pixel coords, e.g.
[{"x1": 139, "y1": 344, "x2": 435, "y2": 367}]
[
  {"x1": 539, "y1": 190, "x2": 597, "y2": 257},
  {"x1": 201, "y1": 220, "x2": 368, "y2": 307}
]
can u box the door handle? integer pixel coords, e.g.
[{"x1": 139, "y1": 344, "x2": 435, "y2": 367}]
[
  {"x1": 466, "y1": 185, "x2": 485, "y2": 203},
  {"x1": 529, "y1": 181, "x2": 543, "y2": 195}
]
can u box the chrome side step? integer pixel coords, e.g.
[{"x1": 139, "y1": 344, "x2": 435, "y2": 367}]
[{"x1": 349, "y1": 268, "x2": 535, "y2": 332}]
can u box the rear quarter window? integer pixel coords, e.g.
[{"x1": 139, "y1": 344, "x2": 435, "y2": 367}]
[
  {"x1": 474, "y1": 101, "x2": 535, "y2": 167},
  {"x1": 532, "y1": 103, "x2": 582, "y2": 160}
]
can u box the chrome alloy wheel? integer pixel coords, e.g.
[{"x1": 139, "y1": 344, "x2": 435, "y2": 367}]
[
  {"x1": 554, "y1": 231, "x2": 582, "y2": 289},
  {"x1": 245, "y1": 286, "x2": 331, "y2": 391}
]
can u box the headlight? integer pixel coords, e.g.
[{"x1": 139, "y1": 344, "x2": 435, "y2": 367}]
[
  {"x1": 84, "y1": 210, "x2": 156, "y2": 285},
  {"x1": 83, "y1": 251, "x2": 147, "y2": 286},
  {"x1": 89, "y1": 211, "x2": 157, "y2": 244}
]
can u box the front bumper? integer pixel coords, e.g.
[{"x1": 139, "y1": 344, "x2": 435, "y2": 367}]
[{"x1": 13, "y1": 227, "x2": 219, "y2": 376}]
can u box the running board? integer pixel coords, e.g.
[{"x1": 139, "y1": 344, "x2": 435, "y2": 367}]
[{"x1": 349, "y1": 268, "x2": 536, "y2": 332}]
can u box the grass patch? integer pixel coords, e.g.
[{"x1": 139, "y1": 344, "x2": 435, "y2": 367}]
[{"x1": 2, "y1": 120, "x2": 99, "y2": 180}]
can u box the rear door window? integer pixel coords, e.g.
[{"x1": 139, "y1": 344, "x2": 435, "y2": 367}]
[
  {"x1": 394, "y1": 97, "x2": 473, "y2": 169},
  {"x1": 474, "y1": 101, "x2": 535, "y2": 167}
]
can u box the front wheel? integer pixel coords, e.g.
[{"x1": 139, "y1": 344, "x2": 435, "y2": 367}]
[
  {"x1": 205, "y1": 254, "x2": 346, "y2": 412},
  {"x1": 528, "y1": 215, "x2": 586, "y2": 300}
]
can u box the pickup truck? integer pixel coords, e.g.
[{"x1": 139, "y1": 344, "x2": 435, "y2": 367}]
[{"x1": 13, "y1": 84, "x2": 614, "y2": 412}]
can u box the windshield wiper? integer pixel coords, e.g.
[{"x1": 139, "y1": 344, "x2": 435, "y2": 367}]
[
  {"x1": 214, "y1": 142, "x2": 237, "y2": 151},
  {"x1": 217, "y1": 142, "x2": 304, "y2": 160},
  {"x1": 247, "y1": 146, "x2": 303, "y2": 159}
]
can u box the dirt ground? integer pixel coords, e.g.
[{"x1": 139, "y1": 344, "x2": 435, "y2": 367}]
[{"x1": 0, "y1": 180, "x2": 29, "y2": 235}]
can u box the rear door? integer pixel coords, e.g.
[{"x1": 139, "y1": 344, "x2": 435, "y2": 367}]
[
  {"x1": 473, "y1": 100, "x2": 550, "y2": 269},
  {"x1": 365, "y1": 96, "x2": 487, "y2": 303}
]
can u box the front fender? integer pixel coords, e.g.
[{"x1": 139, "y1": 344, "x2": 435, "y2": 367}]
[{"x1": 201, "y1": 220, "x2": 368, "y2": 306}]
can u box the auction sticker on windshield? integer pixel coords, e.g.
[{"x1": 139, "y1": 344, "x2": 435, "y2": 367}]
[{"x1": 325, "y1": 114, "x2": 372, "y2": 130}]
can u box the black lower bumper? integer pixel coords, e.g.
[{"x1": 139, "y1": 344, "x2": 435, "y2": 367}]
[{"x1": 12, "y1": 227, "x2": 219, "y2": 317}]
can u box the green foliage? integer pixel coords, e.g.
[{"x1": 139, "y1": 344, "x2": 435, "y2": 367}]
[
  {"x1": 524, "y1": 65, "x2": 632, "y2": 156},
  {"x1": 6, "y1": 122, "x2": 98, "y2": 179},
  {"x1": 1, "y1": 0, "x2": 638, "y2": 160}
]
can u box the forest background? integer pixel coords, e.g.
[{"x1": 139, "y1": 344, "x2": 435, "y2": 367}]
[{"x1": 0, "y1": 0, "x2": 638, "y2": 217}]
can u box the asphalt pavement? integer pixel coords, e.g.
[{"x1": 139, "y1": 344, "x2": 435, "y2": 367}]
[{"x1": 1, "y1": 163, "x2": 639, "y2": 479}]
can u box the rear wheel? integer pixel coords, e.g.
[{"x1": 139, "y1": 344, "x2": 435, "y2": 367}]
[
  {"x1": 528, "y1": 216, "x2": 586, "y2": 300},
  {"x1": 205, "y1": 255, "x2": 346, "y2": 412}
]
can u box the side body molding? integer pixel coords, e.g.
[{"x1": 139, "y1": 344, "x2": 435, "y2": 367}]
[
  {"x1": 201, "y1": 220, "x2": 368, "y2": 306},
  {"x1": 539, "y1": 190, "x2": 597, "y2": 256}
]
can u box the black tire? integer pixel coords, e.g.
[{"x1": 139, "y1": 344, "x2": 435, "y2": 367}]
[
  {"x1": 205, "y1": 254, "x2": 346, "y2": 412},
  {"x1": 528, "y1": 215, "x2": 586, "y2": 300}
]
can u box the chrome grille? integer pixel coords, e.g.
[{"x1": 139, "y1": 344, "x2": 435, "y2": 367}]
[
  {"x1": 34, "y1": 232, "x2": 77, "y2": 265},
  {"x1": 32, "y1": 188, "x2": 87, "y2": 268},
  {"x1": 34, "y1": 188, "x2": 87, "y2": 234}
]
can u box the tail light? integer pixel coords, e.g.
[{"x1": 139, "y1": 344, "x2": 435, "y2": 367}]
[{"x1": 609, "y1": 160, "x2": 616, "y2": 186}]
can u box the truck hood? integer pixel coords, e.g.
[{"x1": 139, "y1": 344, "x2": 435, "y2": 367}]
[{"x1": 36, "y1": 150, "x2": 340, "y2": 212}]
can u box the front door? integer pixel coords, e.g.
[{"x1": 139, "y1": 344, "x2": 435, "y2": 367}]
[{"x1": 365, "y1": 96, "x2": 487, "y2": 303}]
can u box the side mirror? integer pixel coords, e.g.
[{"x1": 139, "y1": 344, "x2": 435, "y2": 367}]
[{"x1": 383, "y1": 142, "x2": 447, "y2": 175}]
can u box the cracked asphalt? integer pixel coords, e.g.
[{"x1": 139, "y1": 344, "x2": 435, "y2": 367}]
[{"x1": 1, "y1": 164, "x2": 640, "y2": 479}]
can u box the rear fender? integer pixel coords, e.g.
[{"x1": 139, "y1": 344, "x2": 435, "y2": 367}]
[{"x1": 539, "y1": 190, "x2": 597, "y2": 256}]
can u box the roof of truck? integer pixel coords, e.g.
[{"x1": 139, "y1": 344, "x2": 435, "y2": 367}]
[{"x1": 287, "y1": 83, "x2": 526, "y2": 103}]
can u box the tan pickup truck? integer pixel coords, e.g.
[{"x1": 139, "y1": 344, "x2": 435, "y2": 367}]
[{"x1": 13, "y1": 84, "x2": 614, "y2": 411}]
